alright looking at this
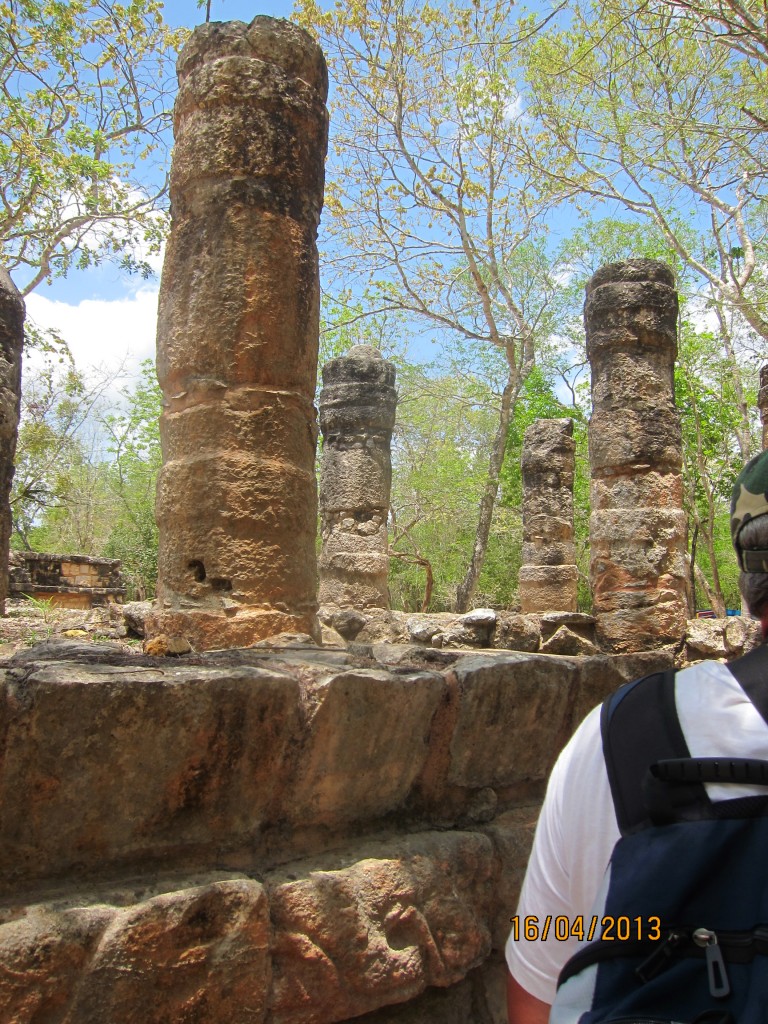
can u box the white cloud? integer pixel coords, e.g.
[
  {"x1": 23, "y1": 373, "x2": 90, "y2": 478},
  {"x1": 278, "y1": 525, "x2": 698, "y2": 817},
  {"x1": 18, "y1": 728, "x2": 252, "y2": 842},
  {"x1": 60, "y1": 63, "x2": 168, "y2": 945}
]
[{"x1": 24, "y1": 287, "x2": 160, "y2": 389}]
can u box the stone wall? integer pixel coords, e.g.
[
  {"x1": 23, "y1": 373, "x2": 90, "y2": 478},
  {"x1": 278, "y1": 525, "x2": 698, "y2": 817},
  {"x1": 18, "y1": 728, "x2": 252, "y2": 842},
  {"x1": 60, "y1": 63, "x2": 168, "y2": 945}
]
[
  {"x1": 8, "y1": 551, "x2": 125, "y2": 608},
  {"x1": 0, "y1": 642, "x2": 669, "y2": 1023}
]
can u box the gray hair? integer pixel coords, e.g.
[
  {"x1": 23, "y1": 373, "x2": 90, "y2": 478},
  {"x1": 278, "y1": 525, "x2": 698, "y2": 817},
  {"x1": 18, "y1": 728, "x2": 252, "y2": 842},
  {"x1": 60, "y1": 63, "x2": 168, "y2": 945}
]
[{"x1": 738, "y1": 514, "x2": 768, "y2": 617}]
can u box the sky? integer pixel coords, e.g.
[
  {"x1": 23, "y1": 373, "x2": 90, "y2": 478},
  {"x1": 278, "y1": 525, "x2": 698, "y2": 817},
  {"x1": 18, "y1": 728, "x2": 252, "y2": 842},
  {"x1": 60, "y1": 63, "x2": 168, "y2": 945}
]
[{"x1": 23, "y1": 0, "x2": 303, "y2": 393}]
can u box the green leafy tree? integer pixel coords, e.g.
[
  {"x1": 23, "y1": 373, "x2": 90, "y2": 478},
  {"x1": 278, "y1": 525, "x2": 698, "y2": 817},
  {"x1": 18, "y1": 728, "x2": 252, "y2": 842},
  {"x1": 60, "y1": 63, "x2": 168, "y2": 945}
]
[
  {"x1": 1, "y1": 0, "x2": 183, "y2": 294},
  {"x1": 296, "y1": 0, "x2": 570, "y2": 611},
  {"x1": 11, "y1": 351, "x2": 113, "y2": 548},
  {"x1": 101, "y1": 359, "x2": 162, "y2": 599},
  {"x1": 518, "y1": 0, "x2": 768, "y2": 342}
]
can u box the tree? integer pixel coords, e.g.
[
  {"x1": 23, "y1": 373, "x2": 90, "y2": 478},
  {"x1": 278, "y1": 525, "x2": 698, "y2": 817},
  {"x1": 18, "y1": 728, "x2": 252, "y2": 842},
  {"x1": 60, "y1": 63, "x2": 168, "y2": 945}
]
[
  {"x1": 1, "y1": 0, "x2": 182, "y2": 294},
  {"x1": 517, "y1": 0, "x2": 768, "y2": 343},
  {"x1": 101, "y1": 359, "x2": 162, "y2": 599},
  {"x1": 297, "y1": 0, "x2": 572, "y2": 609},
  {"x1": 11, "y1": 349, "x2": 114, "y2": 549}
]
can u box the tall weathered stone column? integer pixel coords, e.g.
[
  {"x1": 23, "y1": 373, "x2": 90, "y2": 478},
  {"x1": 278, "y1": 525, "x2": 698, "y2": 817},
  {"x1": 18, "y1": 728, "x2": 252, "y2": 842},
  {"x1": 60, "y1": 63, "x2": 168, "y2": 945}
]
[
  {"x1": 518, "y1": 418, "x2": 578, "y2": 613},
  {"x1": 585, "y1": 259, "x2": 687, "y2": 652},
  {"x1": 0, "y1": 270, "x2": 24, "y2": 617},
  {"x1": 150, "y1": 18, "x2": 328, "y2": 649},
  {"x1": 759, "y1": 364, "x2": 768, "y2": 450},
  {"x1": 318, "y1": 345, "x2": 397, "y2": 609}
]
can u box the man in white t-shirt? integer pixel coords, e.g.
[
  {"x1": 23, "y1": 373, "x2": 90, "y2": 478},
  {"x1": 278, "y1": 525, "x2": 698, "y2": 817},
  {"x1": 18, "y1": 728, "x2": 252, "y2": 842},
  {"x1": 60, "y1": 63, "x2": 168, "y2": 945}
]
[{"x1": 505, "y1": 450, "x2": 768, "y2": 1023}]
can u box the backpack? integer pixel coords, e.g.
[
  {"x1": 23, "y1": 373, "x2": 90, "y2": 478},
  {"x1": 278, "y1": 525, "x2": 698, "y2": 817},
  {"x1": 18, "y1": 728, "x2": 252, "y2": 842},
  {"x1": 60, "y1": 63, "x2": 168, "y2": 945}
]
[{"x1": 551, "y1": 644, "x2": 768, "y2": 1024}]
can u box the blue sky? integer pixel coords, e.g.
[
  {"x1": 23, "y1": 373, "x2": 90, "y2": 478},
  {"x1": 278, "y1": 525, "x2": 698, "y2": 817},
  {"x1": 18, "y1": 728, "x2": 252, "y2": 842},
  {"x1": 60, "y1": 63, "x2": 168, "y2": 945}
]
[{"x1": 25, "y1": 0, "x2": 309, "y2": 390}]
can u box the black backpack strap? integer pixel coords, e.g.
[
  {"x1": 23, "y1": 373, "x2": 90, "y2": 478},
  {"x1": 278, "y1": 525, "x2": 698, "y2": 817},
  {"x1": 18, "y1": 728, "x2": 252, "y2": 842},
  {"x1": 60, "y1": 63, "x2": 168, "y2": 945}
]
[
  {"x1": 727, "y1": 642, "x2": 768, "y2": 726},
  {"x1": 601, "y1": 670, "x2": 708, "y2": 835}
]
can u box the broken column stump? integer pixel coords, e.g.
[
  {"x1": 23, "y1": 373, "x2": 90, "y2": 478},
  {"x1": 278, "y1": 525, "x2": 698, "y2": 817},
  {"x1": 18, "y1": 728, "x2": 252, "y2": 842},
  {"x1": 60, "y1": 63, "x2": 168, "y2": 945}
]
[
  {"x1": 518, "y1": 418, "x2": 578, "y2": 614},
  {"x1": 319, "y1": 345, "x2": 397, "y2": 609},
  {"x1": 585, "y1": 259, "x2": 687, "y2": 653},
  {"x1": 0, "y1": 270, "x2": 24, "y2": 617},
  {"x1": 150, "y1": 18, "x2": 329, "y2": 649}
]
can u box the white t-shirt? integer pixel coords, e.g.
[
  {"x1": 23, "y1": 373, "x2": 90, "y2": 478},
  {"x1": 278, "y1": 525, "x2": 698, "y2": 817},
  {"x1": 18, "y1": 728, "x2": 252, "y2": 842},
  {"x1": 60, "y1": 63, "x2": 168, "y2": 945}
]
[{"x1": 505, "y1": 658, "x2": 768, "y2": 1005}]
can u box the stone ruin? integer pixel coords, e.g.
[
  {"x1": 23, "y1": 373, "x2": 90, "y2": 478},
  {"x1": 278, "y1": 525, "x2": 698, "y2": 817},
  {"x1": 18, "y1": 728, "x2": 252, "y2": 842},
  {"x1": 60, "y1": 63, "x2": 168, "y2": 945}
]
[
  {"x1": 318, "y1": 344, "x2": 397, "y2": 612},
  {"x1": 148, "y1": 16, "x2": 328, "y2": 651},
  {"x1": 8, "y1": 551, "x2": 125, "y2": 608},
  {"x1": 518, "y1": 417, "x2": 578, "y2": 615},
  {"x1": 585, "y1": 260, "x2": 688, "y2": 653},
  {"x1": 0, "y1": 17, "x2": 761, "y2": 1024}
]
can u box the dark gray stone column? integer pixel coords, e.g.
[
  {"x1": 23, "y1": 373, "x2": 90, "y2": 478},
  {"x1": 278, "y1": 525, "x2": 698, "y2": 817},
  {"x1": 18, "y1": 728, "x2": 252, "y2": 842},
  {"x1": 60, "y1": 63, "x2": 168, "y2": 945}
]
[
  {"x1": 518, "y1": 418, "x2": 578, "y2": 613},
  {"x1": 319, "y1": 345, "x2": 397, "y2": 609},
  {"x1": 585, "y1": 259, "x2": 687, "y2": 653}
]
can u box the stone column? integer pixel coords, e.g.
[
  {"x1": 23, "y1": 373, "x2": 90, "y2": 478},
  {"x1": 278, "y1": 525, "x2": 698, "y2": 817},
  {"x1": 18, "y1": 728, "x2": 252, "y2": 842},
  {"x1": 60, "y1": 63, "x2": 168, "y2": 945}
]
[
  {"x1": 150, "y1": 18, "x2": 328, "y2": 649},
  {"x1": 0, "y1": 270, "x2": 23, "y2": 617},
  {"x1": 759, "y1": 364, "x2": 768, "y2": 450},
  {"x1": 518, "y1": 418, "x2": 578, "y2": 613},
  {"x1": 585, "y1": 259, "x2": 687, "y2": 653},
  {"x1": 318, "y1": 346, "x2": 397, "y2": 609}
]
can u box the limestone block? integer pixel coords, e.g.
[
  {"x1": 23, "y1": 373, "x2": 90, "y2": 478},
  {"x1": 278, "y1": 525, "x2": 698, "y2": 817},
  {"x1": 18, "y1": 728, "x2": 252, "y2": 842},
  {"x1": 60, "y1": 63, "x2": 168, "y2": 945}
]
[
  {"x1": 152, "y1": 17, "x2": 329, "y2": 649},
  {"x1": 685, "y1": 618, "x2": 728, "y2": 657},
  {"x1": 286, "y1": 669, "x2": 445, "y2": 828},
  {"x1": 724, "y1": 615, "x2": 763, "y2": 656},
  {"x1": 0, "y1": 876, "x2": 269, "y2": 1024},
  {"x1": 267, "y1": 830, "x2": 495, "y2": 1024},
  {"x1": 479, "y1": 809, "x2": 539, "y2": 949},
  {"x1": 540, "y1": 625, "x2": 598, "y2": 657},
  {"x1": 447, "y1": 655, "x2": 577, "y2": 788},
  {"x1": 493, "y1": 613, "x2": 541, "y2": 652},
  {"x1": 406, "y1": 613, "x2": 458, "y2": 643},
  {"x1": 355, "y1": 608, "x2": 410, "y2": 643},
  {"x1": 518, "y1": 565, "x2": 579, "y2": 614},
  {"x1": 0, "y1": 660, "x2": 302, "y2": 892}
]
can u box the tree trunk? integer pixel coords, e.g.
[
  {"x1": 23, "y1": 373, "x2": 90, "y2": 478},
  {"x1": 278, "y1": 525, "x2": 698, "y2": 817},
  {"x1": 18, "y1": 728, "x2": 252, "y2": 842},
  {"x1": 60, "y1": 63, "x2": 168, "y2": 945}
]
[{"x1": 454, "y1": 370, "x2": 517, "y2": 613}]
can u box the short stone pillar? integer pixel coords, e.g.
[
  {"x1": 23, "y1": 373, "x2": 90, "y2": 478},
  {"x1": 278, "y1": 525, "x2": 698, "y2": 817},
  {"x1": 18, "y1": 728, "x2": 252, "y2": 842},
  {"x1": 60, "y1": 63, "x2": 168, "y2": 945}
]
[
  {"x1": 585, "y1": 259, "x2": 687, "y2": 652},
  {"x1": 759, "y1": 364, "x2": 768, "y2": 450},
  {"x1": 150, "y1": 18, "x2": 328, "y2": 649},
  {"x1": 0, "y1": 270, "x2": 24, "y2": 617},
  {"x1": 518, "y1": 418, "x2": 578, "y2": 613},
  {"x1": 318, "y1": 346, "x2": 397, "y2": 609}
]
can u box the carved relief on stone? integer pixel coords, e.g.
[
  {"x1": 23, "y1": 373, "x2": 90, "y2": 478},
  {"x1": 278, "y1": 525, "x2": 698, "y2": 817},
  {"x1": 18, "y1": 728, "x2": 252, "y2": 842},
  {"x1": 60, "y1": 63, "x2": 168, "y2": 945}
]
[
  {"x1": 0, "y1": 269, "x2": 24, "y2": 616},
  {"x1": 318, "y1": 345, "x2": 397, "y2": 609},
  {"x1": 518, "y1": 417, "x2": 578, "y2": 613},
  {"x1": 585, "y1": 259, "x2": 688, "y2": 652},
  {"x1": 149, "y1": 17, "x2": 329, "y2": 649}
]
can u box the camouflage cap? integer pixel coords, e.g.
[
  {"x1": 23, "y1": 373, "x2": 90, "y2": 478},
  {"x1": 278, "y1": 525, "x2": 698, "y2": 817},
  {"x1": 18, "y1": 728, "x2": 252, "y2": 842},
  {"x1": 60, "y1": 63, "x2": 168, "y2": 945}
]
[{"x1": 731, "y1": 450, "x2": 768, "y2": 572}]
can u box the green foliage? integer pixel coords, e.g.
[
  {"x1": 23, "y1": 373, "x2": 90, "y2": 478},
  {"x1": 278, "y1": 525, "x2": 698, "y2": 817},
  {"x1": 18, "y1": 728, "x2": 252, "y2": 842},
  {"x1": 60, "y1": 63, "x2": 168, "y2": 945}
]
[
  {"x1": 101, "y1": 359, "x2": 162, "y2": 599},
  {"x1": 0, "y1": 0, "x2": 184, "y2": 294}
]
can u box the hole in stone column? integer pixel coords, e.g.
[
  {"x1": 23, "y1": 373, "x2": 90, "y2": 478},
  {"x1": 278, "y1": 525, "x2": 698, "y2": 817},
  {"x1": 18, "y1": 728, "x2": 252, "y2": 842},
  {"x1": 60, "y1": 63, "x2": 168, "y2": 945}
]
[
  {"x1": 210, "y1": 577, "x2": 232, "y2": 592},
  {"x1": 188, "y1": 560, "x2": 206, "y2": 583}
]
